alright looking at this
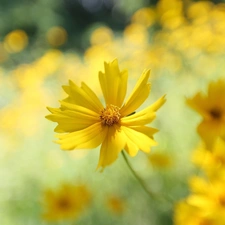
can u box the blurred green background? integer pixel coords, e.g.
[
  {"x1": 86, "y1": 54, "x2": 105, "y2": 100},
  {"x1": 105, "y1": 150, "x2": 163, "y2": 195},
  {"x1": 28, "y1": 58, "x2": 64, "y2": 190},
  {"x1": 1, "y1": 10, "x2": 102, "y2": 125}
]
[{"x1": 0, "y1": 0, "x2": 225, "y2": 224}]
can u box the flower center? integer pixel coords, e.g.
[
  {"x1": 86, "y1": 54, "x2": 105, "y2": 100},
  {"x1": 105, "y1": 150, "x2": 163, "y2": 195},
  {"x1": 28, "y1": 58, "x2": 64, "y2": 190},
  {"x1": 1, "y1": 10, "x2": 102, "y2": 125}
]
[
  {"x1": 100, "y1": 104, "x2": 121, "y2": 126},
  {"x1": 209, "y1": 108, "x2": 222, "y2": 120},
  {"x1": 219, "y1": 195, "x2": 225, "y2": 207},
  {"x1": 58, "y1": 197, "x2": 71, "y2": 210}
]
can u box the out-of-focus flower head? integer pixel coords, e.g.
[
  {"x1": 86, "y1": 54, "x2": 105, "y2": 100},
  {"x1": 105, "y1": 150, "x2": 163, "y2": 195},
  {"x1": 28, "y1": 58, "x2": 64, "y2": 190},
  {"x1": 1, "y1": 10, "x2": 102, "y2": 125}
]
[
  {"x1": 174, "y1": 199, "x2": 213, "y2": 225},
  {"x1": 192, "y1": 138, "x2": 225, "y2": 180},
  {"x1": 90, "y1": 26, "x2": 114, "y2": 46},
  {"x1": 106, "y1": 195, "x2": 125, "y2": 215},
  {"x1": 148, "y1": 151, "x2": 173, "y2": 169},
  {"x1": 174, "y1": 175, "x2": 225, "y2": 225},
  {"x1": 46, "y1": 26, "x2": 68, "y2": 47},
  {"x1": 3, "y1": 29, "x2": 28, "y2": 53},
  {"x1": 46, "y1": 59, "x2": 166, "y2": 169},
  {"x1": 131, "y1": 7, "x2": 156, "y2": 28},
  {"x1": 42, "y1": 183, "x2": 91, "y2": 221},
  {"x1": 187, "y1": 80, "x2": 225, "y2": 149}
]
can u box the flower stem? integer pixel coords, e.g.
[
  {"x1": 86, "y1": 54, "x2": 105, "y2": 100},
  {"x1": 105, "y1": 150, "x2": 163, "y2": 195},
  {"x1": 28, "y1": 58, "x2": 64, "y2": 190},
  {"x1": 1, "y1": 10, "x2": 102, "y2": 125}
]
[{"x1": 121, "y1": 151, "x2": 155, "y2": 199}]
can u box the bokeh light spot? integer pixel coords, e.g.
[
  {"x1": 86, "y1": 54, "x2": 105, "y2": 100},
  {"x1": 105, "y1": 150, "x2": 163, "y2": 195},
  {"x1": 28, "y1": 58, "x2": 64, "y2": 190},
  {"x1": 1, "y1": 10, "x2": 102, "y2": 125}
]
[
  {"x1": 46, "y1": 26, "x2": 68, "y2": 47},
  {"x1": 4, "y1": 30, "x2": 28, "y2": 53},
  {"x1": 90, "y1": 26, "x2": 114, "y2": 45}
]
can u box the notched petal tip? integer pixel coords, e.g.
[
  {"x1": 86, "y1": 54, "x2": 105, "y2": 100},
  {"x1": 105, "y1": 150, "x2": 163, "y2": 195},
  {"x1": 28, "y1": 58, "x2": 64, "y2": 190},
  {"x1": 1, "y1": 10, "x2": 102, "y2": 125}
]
[
  {"x1": 161, "y1": 94, "x2": 167, "y2": 105},
  {"x1": 104, "y1": 58, "x2": 118, "y2": 66},
  {"x1": 45, "y1": 107, "x2": 61, "y2": 120},
  {"x1": 46, "y1": 106, "x2": 55, "y2": 113},
  {"x1": 45, "y1": 114, "x2": 52, "y2": 120},
  {"x1": 151, "y1": 94, "x2": 166, "y2": 112},
  {"x1": 143, "y1": 69, "x2": 151, "y2": 78},
  {"x1": 68, "y1": 79, "x2": 75, "y2": 86}
]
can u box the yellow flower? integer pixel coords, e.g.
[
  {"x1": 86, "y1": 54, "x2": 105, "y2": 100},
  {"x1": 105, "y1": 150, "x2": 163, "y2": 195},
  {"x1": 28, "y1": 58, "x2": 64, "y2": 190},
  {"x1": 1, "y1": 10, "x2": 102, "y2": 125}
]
[
  {"x1": 106, "y1": 195, "x2": 125, "y2": 214},
  {"x1": 42, "y1": 184, "x2": 91, "y2": 221},
  {"x1": 4, "y1": 29, "x2": 28, "y2": 53},
  {"x1": 192, "y1": 138, "x2": 225, "y2": 180},
  {"x1": 148, "y1": 151, "x2": 172, "y2": 168},
  {"x1": 187, "y1": 177, "x2": 225, "y2": 224},
  {"x1": 46, "y1": 59, "x2": 166, "y2": 169},
  {"x1": 174, "y1": 200, "x2": 213, "y2": 225},
  {"x1": 174, "y1": 176, "x2": 225, "y2": 225},
  {"x1": 187, "y1": 80, "x2": 225, "y2": 149}
]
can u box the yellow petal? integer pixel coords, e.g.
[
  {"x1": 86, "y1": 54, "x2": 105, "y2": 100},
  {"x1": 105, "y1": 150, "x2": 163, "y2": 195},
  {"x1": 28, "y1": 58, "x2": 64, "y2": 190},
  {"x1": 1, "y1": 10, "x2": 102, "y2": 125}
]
[
  {"x1": 187, "y1": 195, "x2": 212, "y2": 209},
  {"x1": 97, "y1": 125, "x2": 126, "y2": 169},
  {"x1": 197, "y1": 120, "x2": 224, "y2": 149},
  {"x1": 121, "y1": 95, "x2": 166, "y2": 126},
  {"x1": 123, "y1": 126, "x2": 158, "y2": 157},
  {"x1": 99, "y1": 59, "x2": 128, "y2": 107},
  {"x1": 46, "y1": 102, "x2": 100, "y2": 133},
  {"x1": 208, "y1": 80, "x2": 225, "y2": 100},
  {"x1": 120, "y1": 69, "x2": 150, "y2": 116},
  {"x1": 56, "y1": 122, "x2": 107, "y2": 150},
  {"x1": 59, "y1": 101, "x2": 99, "y2": 118},
  {"x1": 47, "y1": 110, "x2": 99, "y2": 133},
  {"x1": 121, "y1": 126, "x2": 157, "y2": 156},
  {"x1": 188, "y1": 176, "x2": 208, "y2": 194},
  {"x1": 213, "y1": 138, "x2": 225, "y2": 161},
  {"x1": 80, "y1": 82, "x2": 103, "y2": 109},
  {"x1": 124, "y1": 139, "x2": 139, "y2": 157},
  {"x1": 186, "y1": 93, "x2": 210, "y2": 119},
  {"x1": 62, "y1": 80, "x2": 103, "y2": 113}
]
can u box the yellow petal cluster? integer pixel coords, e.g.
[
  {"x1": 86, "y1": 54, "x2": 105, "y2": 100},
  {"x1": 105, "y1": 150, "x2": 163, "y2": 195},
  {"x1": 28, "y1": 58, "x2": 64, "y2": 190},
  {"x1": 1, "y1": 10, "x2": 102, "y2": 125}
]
[
  {"x1": 174, "y1": 138, "x2": 225, "y2": 225},
  {"x1": 187, "y1": 80, "x2": 225, "y2": 149},
  {"x1": 46, "y1": 59, "x2": 166, "y2": 169}
]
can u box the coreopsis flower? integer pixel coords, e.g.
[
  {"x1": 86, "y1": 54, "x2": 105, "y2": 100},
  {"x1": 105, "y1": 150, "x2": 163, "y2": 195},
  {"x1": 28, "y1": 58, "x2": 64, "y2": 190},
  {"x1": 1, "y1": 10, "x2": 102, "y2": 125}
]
[
  {"x1": 174, "y1": 200, "x2": 213, "y2": 225},
  {"x1": 188, "y1": 177, "x2": 225, "y2": 224},
  {"x1": 106, "y1": 195, "x2": 125, "y2": 214},
  {"x1": 187, "y1": 80, "x2": 225, "y2": 149},
  {"x1": 148, "y1": 151, "x2": 172, "y2": 169},
  {"x1": 42, "y1": 184, "x2": 91, "y2": 221},
  {"x1": 174, "y1": 176, "x2": 225, "y2": 225},
  {"x1": 46, "y1": 59, "x2": 166, "y2": 169},
  {"x1": 192, "y1": 138, "x2": 225, "y2": 180}
]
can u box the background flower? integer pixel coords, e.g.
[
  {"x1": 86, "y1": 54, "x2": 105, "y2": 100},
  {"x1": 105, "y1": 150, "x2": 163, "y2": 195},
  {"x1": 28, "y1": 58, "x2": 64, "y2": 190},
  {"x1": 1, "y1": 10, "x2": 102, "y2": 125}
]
[
  {"x1": 187, "y1": 80, "x2": 225, "y2": 149},
  {"x1": 42, "y1": 183, "x2": 91, "y2": 221}
]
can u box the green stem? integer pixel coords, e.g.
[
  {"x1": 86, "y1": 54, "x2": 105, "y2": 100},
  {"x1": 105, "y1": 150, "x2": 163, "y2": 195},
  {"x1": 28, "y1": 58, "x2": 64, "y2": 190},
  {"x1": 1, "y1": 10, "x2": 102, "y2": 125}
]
[{"x1": 121, "y1": 151, "x2": 155, "y2": 199}]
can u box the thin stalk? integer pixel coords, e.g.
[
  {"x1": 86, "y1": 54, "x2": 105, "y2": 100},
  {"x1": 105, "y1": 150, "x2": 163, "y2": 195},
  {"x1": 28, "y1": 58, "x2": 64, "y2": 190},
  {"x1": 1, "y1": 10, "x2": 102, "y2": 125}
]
[{"x1": 121, "y1": 151, "x2": 155, "y2": 199}]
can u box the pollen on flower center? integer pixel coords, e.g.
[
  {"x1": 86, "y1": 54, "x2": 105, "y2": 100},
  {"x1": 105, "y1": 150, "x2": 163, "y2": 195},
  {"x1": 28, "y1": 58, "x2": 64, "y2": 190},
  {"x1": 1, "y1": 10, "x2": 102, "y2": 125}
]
[{"x1": 100, "y1": 104, "x2": 121, "y2": 126}]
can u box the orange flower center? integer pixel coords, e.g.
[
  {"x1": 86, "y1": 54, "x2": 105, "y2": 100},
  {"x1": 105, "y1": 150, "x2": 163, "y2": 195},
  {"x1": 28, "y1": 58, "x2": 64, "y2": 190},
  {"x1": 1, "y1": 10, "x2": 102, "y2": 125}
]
[
  {"x1": 209, "y1": 108, "x2": 222, "y2": 120},
  {"x1": 57, "y1": 197, "x2": 72, "y2": 210},
  {"x1": 219, "y1": 195, "x2": 225, "y2": 207},
  {"x1": 100, "y1": 104, "x2": 121, "y2": 126}
]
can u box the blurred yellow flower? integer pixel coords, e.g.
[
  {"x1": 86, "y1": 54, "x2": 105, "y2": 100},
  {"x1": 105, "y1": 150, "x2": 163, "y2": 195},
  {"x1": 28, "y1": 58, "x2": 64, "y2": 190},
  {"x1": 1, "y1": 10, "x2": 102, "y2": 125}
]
[
  {"x1": 131, "y1": 7, "x2": 156, "y2": 27},
  {"x1": 46, "y1": 59, "x2": 166, "y2": 169},
  {"x1": 4, "y1": 29, "x2": 28, "y2": 53},
  {"x1": 124, "y1": 24, "x2": 148, "y2": 46},
  {"x1": 174, "y1": 175, "x2": 225, "y2": 225},
  {"x1": 192, "y1": 138, "x2": 225, "y2": 180},
  {"x1": 46, "y1": 26, "x2": 67, "y2": 47},
  {"x1": 187, "y1": 80, "x2": 225, "y2": 149},
  {"x1": 90, "y1": 26, "x2": 114, "y2": 46},
  {"x1": 174, "y1": 200, "x2": 213, "y2": 225},
  {"x1": 148, "y1": 151, "x2": 172, "y2": 168},
  {"x1": 42, "y1": 184, "x2": 91, "y2": 221},
  {"x1": 107, "y1": 195, "x2": 125, "y2": 214},
  {"x1": 188, "y1": 178, "x2": 225, "y2": 224},
  {"x1": 0, "y1": 42, "x2": 8, "y2": 62}
]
